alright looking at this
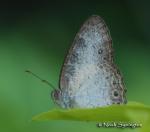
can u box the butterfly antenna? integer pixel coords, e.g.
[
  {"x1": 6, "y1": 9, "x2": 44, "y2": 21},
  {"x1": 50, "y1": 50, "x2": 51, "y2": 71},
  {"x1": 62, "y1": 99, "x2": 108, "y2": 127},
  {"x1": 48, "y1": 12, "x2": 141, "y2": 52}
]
[{"x1": 25, "y1": 70, "x2": 56, "y2": 90}]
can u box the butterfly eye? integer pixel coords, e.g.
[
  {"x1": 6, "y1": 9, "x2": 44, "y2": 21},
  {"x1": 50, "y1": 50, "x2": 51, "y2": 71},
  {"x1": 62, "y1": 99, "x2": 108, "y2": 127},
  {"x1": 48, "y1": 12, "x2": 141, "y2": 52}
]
[{"x1": 51, "y1": 89, "x2": 61, "y2": 100}]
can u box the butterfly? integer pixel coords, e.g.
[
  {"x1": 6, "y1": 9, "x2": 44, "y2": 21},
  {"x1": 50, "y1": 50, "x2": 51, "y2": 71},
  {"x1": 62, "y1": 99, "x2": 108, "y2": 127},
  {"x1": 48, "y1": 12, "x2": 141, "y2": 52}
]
[
  {"x1": 26, "y1": 15, "x2": 127, "y2": 109},
  {"x1": 51, "y1": 15, "x2": 127, "y2": 109}
]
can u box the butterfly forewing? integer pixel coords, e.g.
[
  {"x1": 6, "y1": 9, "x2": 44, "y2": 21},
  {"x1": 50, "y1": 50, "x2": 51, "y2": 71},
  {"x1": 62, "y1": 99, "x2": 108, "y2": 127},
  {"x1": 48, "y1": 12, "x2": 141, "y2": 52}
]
[{"x1": 54, "y1": 15, "x2": 126, "y2": 108}]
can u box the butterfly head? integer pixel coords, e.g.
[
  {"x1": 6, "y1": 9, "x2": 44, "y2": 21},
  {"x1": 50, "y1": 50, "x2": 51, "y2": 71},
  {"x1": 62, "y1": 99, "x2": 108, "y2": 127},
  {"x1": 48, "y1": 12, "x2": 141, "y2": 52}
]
[
  {"x1": 51, "y1": 89, "x2": 62, "y2": 105},
  {"x1": 51, "y1": 89, "x2": 73, "y2": 108}
]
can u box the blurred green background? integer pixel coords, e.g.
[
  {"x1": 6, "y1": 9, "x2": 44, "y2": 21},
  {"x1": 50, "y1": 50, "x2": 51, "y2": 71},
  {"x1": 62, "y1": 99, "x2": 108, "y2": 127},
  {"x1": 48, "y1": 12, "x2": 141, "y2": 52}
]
[{"x1": 0, "y1": 0, "x2": 150, "y2": 132}]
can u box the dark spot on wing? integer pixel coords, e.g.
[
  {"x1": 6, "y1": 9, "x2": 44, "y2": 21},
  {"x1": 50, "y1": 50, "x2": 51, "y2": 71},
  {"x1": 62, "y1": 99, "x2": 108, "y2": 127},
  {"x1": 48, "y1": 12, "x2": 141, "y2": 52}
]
[
  {"x1": 105, "y1": 76, "x2": 109, "y2": 80},
  {"x1": 110, "y1": 88, "x2": 124, "y2": 104},
  {"x1": 103, "y1": 57, "x2": 107, "y2": 60},
  {"x1": 99, "y1": 65, "x2": 103, "y2": 69},
  {"x1": 113, "y1": 91, "x2": 119, "y2": 97},
  {"x1": 98, "y1": 49, "x2": 103, "y2": 54}
]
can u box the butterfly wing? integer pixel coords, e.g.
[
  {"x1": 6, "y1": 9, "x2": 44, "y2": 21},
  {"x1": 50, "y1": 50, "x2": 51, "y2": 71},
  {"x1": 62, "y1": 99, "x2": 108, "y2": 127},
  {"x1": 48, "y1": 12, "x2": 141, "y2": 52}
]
[{"x1": 58, "y1": 15, "x2": 126, "y2": 108}]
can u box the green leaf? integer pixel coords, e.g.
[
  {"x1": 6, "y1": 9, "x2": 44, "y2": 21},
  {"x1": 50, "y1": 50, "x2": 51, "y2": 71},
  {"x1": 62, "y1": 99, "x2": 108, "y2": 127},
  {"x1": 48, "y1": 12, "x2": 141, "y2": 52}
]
[{"x1": 32, "y1": 102, "x2": 150, "y2": 132}]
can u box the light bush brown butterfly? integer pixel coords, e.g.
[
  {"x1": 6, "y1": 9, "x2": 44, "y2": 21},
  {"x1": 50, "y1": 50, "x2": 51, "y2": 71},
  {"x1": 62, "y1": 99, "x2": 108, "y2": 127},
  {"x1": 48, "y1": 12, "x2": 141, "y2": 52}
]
[{"x1": 27, "y1": 15, "x2": 127, "y2": 109}]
